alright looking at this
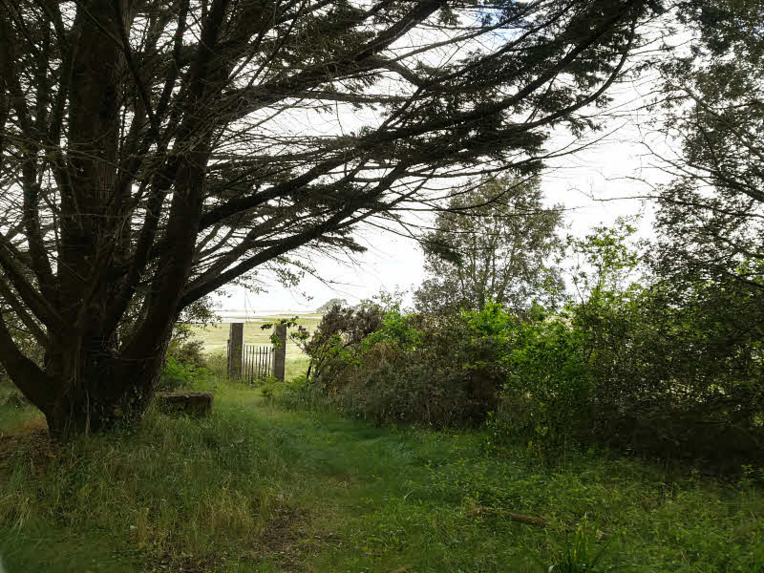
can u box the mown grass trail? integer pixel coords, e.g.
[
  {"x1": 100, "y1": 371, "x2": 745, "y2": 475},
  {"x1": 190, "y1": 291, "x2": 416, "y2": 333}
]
[{"x1": 1, "y1": 382, "x2": 763, "y2": 572}]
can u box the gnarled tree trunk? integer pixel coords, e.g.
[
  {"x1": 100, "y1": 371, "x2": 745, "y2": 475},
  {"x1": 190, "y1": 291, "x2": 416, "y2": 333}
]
[{"x1": 40, "y1": 330, "x2": 171, "y2": 439}]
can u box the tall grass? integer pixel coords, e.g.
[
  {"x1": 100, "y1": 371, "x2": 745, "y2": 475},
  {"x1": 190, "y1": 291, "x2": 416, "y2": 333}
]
[
  {"x1": 1, "y1": 377, "x2": 763, "y2": 572},
  {"x1": 1, "y1": 388, "x2": 302, "y2": 571}
]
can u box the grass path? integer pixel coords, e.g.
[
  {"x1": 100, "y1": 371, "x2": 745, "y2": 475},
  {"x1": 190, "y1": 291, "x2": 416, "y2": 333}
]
[{"x1": 1, "y1": 384, "x2": 763, "y2": 572}]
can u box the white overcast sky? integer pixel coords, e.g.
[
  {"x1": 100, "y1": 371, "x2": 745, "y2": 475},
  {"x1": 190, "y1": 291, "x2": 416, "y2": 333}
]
[
  {"x1": 218, "y1": 31, "x2": 677, "y2": 314},
  {"x1": 218, "y1": 124, "x2": 664, "y2": 314}
]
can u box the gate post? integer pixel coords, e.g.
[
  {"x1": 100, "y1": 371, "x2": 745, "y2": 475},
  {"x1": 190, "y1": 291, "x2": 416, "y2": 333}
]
[
  {"x1": 273, "y1": 324, "x2": 287, "y2": 382},
  {"x1": 227, "y1": 322, "x2": 244, "y2": 379}
]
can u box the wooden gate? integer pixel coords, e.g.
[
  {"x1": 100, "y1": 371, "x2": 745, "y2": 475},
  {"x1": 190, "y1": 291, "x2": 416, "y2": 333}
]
[
  {"x1": 226, "y1": 323, "x2": 287, "y2": 382},
  {"x1": 243, "y1": 343, "x2": 274, "y2": 382}
]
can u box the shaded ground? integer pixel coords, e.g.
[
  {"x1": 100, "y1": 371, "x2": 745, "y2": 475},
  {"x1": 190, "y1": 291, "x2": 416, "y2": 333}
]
[{"x1": 1, "y1": 382, "x2": 763, "y2": 572}]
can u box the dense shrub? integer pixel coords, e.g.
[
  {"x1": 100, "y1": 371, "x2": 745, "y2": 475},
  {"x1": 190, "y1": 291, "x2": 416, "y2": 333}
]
[
  {"x1": 166, "y1": 339, "x2": 207, "y2": 369},
  {"x1": 278, "y1": 375, "x2": 332, "y2": 412},
  {"x1": 308, "y1": 305, "x2": 552, "y2": 426},
  {"x1": 330, "y1": 338, "x2": 481, "y2": 426},
  {"x1": 490, "y1": 306, "x2": 591, "y2": 452},
  {"x1": 298, "y1": 223, "x2": 764, "y2": 468},
  {"x1": 305, "y1": 289, "x2": 764, "y2": 468},
  {"x1": 302, "y1": 305, "x2": 483, "y2": 425},
  {"x1": 572, "y1": 277, "x2": 764, "y2": 466},
  {"x1": 308, "y1": 301, "x2": 594, "y2": 437},
  {"x1": 296, "y1": 302, "x2": 385, "y2": 382},
  {"x1": 158, "y1": 339, "x2": 209, "y2": 392}
]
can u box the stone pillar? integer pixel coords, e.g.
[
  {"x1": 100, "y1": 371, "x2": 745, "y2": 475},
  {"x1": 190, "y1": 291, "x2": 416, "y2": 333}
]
[
  {"x1": 273, "y1": 324, "x2": 287, "y2": 382},
  {"x1": 227, "y1": 322, "x2": 244, "y2": 379}
]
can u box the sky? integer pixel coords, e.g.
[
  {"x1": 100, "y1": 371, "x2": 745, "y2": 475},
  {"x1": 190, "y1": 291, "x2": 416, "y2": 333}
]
[
  {"x1": 217, "y1": 21, "x2": 675, "y2": 315},
  {"x1": 217, "y1": 116, "x2": 663, "y2": 314}
]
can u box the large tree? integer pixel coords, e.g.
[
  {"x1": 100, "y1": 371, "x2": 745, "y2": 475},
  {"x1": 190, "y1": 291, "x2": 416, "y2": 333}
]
[
  {"x1": 415, "y1": 177, "x2": 563, "y2": 313},
  {"x1": 0, "y1": 0, "x2": 658, "y2": 437},
  {"x1": 650, "y1": 0, "x2": 764, "y2": 287}
]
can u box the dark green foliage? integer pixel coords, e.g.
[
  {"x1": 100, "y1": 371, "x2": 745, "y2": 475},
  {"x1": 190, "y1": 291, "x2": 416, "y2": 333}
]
[
  {"x1": 415, "y1": 177, "x2": 564, "y2": 316},
  {"x1": 573, "y1": 276, "x2": 764, "y2": 467},
  {"x1": 653, "y1": 0, "x2": 764, "y2": 287},
  {"x1": 166, "y1": 339, "x2": 207, "y2": 369},
  {"x1": 158, "y1": 357, "x2": 198, "y2": 393},
  {"x1": 490, "y1": 306, "x2": 592, "y2": 453},
  {"x1": 566, "y1": 224, "x2": 764, "y2": 466},
  {"x1": 597, "y1": 0, "x2": 764, "y2": 466},
  {"x1": 304, "y1": 302, "x2": 587, "y2": 430},
  {"x1": 302, "y1": 306, "x2": 500, "y2": 426},
  {"x1": 296, "y1": 301, "x2": 385, "y2": 382},
  {"x1": 302, "y1": 223, "x2": 764, "y2": 468}
]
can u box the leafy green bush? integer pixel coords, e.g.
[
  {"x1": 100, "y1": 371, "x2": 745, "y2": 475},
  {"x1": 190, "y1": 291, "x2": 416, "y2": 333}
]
[
  {"x1": 307, "y1": 304, "x2": 513, "y2": 426},
  {"x1": 277, "y1": 375, "x2": 332, "y2": 412},
  {"x1": 487, "y1": 305, "x2": 591, "y2": 453},
  {"x1": 572, "y1": 277, "x2": 764, "y2": 466},
  {"x1": 303, "y1": 301, "x2": 591, "y2": 431},
  {"x1": 361, "y1": 309, "x2": 424, "y2": 351},
  {"x1": 258, "y1": 377, "x2": 281, "y2": 399},
  {"x1": 158, "y1": 357, "x2": 198, "y2": 392},
  {"x1": 158, "y1": 340, "x2": 210, "y2": 392},
  {"x1": 166, "y1": 339, "x2": 207, "y2": 369},
  {"x1": 296, "y1": 301, "x2": 385, "y2": 382},
  {"x1": 565, "y1": 223, "x2": 764, "y2": 466},
  {"x1": 299, "y1": 222, "x2": 764, "y2": 468},
  {"x1": 204, "y1": 352, "x2": 228, "y2": 379},
  {"x1": 309, "y1": 283, "x2": 764, "y2": 467},
  {"x1": 332, "y1": 343, "x2": 478, "y2": 426}
]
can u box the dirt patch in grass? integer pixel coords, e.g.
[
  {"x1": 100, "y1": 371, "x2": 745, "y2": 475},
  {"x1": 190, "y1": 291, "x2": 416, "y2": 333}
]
[
  {"x1": 140, "y1": 550, "x2": 223, "y2": 573},
  {"x1": 257, "y1": 506, "x2": 315, "y2": 570},
  {"x1": 132, "y1": 506, "x2": 319, "y2": 572},
  {"x1": 0, "y1": 429, "x2": 55, "y2": 481},
  {"x1": 327, "y1": 473, "x2": 359, "y2": 489}
]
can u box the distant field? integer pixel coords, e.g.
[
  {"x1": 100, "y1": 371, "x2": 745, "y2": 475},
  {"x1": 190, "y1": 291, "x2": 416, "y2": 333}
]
[
  {"x1": 190, "y1": 315, "x2": 322, "y2": 381},
  {"x1": 190, "y1": 315, "x2": 322, "y2": 358}
]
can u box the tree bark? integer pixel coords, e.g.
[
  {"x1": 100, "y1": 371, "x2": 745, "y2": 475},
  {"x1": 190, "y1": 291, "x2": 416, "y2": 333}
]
[{"x1": 40, "y1": 326, "x2": 172, "y2": 439}]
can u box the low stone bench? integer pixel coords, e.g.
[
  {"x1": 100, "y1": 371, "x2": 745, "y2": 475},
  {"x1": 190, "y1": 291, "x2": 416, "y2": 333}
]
[{"x1": 155, "y1": 392, "x2": 213, "y2": 417}]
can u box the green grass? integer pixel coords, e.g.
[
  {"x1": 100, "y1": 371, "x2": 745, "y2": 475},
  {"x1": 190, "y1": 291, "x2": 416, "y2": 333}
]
[
  {"x1": 0, "y1": 380, "x2": 46, "y2": 437},
  {"x1": 1, "y1": 377, "x2": 763, "y2": 572}
]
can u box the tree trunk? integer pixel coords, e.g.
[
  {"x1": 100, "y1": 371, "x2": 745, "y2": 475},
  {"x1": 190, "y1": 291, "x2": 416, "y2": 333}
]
[{"x1": 36, "y1": 325, "x2": 172, "y2": 440}]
